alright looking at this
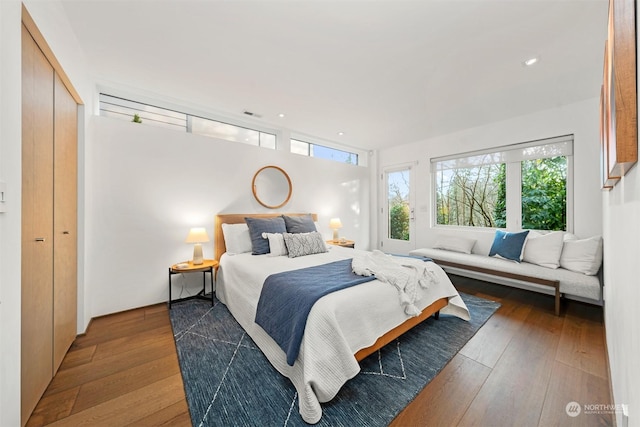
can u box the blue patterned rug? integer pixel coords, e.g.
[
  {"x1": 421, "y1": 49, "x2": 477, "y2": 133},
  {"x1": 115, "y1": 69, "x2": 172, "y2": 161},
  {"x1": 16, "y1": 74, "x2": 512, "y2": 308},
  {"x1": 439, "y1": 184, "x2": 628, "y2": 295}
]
[{"x1": 169, "y1": 293, "x2": 500, "y2": 426}]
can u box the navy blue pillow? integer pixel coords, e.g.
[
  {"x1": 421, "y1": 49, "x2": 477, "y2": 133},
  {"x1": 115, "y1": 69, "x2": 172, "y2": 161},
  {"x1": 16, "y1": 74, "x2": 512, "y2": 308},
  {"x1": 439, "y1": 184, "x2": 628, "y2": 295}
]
[
  {"x1": 245, "y1": 217, "x2": 287, "y2": 255},
  {"x1": 282, "y1": 214, "x2": 317, "y2": 233},
  {"x1": 488, "y1": 230, "x2": 530, "y2": 262}
]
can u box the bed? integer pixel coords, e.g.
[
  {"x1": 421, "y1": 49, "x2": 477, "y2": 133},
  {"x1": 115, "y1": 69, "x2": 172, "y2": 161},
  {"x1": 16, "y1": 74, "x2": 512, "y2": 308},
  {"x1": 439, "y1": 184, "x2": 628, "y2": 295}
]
[{"x1": 213, "y1": 213, "x2": 470, "y2": 424}]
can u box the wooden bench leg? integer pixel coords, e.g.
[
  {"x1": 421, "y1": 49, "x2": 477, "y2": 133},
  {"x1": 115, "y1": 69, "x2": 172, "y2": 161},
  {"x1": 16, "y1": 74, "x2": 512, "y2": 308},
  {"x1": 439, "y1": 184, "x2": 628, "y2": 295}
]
[{"x1": 555, "y1": 285, "x2": 561, "y2": 316}]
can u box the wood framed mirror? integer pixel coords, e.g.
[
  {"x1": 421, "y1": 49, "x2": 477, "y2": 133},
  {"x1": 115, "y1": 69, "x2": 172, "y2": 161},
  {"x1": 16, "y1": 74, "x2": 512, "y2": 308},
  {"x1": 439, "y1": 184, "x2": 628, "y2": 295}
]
[{"x1": 252, "y1": 165, "x2": 292, "y2": 209}]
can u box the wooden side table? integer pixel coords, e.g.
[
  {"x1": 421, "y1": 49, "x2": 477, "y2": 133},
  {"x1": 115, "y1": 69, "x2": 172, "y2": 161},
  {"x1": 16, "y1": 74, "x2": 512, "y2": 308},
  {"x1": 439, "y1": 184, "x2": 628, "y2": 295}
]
[
  {"x1": 326, "y1": 239, "x2": 355, "y2": 249},
  {"x1": 168, "y1": 259, "x2": 218, "y2": 308}
]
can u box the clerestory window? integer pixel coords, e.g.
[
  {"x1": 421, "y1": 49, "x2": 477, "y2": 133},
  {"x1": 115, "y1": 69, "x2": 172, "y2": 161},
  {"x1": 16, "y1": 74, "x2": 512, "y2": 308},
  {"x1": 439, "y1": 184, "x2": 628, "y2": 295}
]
[
  {"x1": 99, "y1": 93, "x2": 277, "y2": 149},
  {"x1": 291, "y1": 138, "x2": 359, "y2": 165}
]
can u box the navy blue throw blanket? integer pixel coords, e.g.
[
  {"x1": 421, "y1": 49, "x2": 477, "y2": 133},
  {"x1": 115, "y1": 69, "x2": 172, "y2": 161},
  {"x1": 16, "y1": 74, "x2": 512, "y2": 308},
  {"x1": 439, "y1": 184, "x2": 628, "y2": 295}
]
[{"x1": 255, "y1": 259, "x2": 376, "y2": 366}]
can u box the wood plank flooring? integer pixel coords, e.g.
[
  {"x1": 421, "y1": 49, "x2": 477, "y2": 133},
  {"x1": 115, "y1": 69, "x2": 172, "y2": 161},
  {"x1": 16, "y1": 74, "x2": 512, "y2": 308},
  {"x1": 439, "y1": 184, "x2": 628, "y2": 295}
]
[
  {"x1": 26, "y1": 304, "x2": 191, "y2": 426},
  {"x1": 27, "y1": 275, "x2": 612, "y2": 426},
  {"x1": 393, "y1": 276, "x2": 613, "y2": 427}
]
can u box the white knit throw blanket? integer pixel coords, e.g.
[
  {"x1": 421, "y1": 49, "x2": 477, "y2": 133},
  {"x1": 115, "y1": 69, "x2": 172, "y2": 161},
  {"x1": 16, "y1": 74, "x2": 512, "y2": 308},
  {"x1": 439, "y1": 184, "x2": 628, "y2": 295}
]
[{"x1": 352, "y1": 250, "x2": 439, "y2": 316}]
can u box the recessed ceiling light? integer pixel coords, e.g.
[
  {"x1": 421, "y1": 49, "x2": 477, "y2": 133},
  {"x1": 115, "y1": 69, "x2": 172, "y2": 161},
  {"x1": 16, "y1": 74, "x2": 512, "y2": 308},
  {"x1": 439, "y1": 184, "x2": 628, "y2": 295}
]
[
  {"x1": 278, "y1": 113, "x2": 285, "y2": 118},
  {"x1": 337, "y1": 131, "x2": 345, "y2": 136},
  {"x1": 523, "y1": 57, "x2": 539, "y2": 67}
]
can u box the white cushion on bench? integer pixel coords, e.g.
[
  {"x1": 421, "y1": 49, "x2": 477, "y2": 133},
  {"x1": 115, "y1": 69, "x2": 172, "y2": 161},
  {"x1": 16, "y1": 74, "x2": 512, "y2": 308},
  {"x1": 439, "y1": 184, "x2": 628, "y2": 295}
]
[{"x1": 409, "y1": 247, "x2": 601, "y2": 302}]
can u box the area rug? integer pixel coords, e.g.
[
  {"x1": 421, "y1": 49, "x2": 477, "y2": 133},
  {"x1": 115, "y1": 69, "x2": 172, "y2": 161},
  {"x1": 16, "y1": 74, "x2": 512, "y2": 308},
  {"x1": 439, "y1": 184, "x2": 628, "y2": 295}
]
[{"x1": 169, "y1": 293, "x2": 500, "y2": 426}]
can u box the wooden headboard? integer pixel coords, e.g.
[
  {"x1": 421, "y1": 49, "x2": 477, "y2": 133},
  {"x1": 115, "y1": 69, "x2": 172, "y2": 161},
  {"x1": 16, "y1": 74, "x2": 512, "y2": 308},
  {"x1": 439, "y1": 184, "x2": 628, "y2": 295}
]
[{"x1": 214, "y1": 213, "x2": 318, "y2": 261}]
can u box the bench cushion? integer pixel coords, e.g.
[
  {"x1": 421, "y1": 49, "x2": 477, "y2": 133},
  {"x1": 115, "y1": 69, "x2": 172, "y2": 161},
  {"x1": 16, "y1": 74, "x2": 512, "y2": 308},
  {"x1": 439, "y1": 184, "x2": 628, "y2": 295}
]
[{"x1": 409, "y1": 247, "x2": 601, "y2": 302}]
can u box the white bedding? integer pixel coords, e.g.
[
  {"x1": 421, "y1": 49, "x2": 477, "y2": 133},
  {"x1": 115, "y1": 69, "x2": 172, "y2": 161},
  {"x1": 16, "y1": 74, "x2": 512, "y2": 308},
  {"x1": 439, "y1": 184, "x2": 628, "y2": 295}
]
[{"x1": 216, "y1": 246, "x2": 469, "y2": 424}]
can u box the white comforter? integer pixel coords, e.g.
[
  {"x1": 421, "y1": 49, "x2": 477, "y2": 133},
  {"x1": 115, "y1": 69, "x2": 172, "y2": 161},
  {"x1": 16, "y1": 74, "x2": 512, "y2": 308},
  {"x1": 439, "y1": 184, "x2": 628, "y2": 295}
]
[{"x1": 216, "y1": 246, "x2": 469, "y2": 424}]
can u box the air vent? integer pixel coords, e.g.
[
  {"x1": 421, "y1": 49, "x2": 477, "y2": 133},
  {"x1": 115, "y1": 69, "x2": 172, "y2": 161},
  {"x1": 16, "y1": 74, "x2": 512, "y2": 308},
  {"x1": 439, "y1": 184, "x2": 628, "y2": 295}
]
[{"x1": 243, "y1": 110, "x2": 262, "y2": 118}]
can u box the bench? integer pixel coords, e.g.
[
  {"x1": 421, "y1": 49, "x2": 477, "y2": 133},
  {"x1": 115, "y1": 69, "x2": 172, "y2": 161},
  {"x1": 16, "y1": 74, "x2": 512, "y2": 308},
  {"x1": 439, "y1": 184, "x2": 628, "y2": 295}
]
[{"x1": 409, "y1": 247, "x2": 602, "y2": 316}]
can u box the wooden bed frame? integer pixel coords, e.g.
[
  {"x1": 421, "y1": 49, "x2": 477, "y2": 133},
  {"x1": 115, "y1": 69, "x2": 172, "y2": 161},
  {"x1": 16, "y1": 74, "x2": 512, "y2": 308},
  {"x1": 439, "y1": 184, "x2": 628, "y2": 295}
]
[{"x1": 213, "y1": 213, "x2": 448, "y2": 362}]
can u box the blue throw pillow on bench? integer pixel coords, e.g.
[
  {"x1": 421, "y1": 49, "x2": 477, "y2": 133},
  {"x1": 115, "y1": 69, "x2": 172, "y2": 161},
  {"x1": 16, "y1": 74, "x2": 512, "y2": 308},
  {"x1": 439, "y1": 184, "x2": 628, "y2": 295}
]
[{"x1": 489, "y1": 230, "x2": 530, "y2": 262}]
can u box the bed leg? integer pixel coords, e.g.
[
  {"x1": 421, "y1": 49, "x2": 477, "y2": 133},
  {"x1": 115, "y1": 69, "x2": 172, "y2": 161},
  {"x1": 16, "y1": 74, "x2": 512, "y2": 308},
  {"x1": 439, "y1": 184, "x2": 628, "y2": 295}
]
[{"x1": 434, "y1": 311, "x2": 440, "y2": 320}]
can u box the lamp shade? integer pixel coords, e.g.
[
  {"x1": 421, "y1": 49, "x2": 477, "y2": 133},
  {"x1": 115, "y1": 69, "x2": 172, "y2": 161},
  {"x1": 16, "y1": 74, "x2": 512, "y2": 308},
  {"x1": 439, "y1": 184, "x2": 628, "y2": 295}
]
[
  {"x1": 185, "y1": 227, "x2": 209, "y2": 243},
  {"x1": 329, "y1": 218, "x2": 343, "y2": 242}
]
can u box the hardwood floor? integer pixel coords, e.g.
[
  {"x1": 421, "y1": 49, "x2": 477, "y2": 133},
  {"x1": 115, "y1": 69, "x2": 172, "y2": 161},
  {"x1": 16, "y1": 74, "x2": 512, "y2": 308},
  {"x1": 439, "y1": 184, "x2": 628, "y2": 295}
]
[
  {"x1": 393, "y1": 276, "x2": 613, "y2": 427},
  {"x1": 26, "y1": 304, "x2": 191, "y2": 426},
  {"x1": 28, "y1": 276, "x2": 613, "y2": 426}
]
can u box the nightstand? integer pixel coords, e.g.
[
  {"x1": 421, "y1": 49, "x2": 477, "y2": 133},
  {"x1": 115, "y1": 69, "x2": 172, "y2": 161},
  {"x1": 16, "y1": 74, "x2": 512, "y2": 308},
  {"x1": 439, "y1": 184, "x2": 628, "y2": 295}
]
[
  {"x1": 168, "y1": 259, "x2": 218, "y2": 308},
  {"x1": 326, "y1": 239, "x2": 355, "y2": 249}
]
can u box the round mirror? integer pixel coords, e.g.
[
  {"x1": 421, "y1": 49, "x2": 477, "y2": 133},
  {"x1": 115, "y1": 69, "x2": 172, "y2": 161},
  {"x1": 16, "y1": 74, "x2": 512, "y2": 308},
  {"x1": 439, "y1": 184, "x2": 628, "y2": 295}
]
[{"x1": 252, "y1": 165, "x2": 292, "y2": 209}]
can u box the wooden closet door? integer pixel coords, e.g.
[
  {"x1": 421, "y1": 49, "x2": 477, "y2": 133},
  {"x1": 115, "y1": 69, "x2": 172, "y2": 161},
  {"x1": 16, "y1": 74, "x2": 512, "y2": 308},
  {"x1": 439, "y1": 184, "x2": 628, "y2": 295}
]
[
  {"x1": 21, "y1": 24, "x2": 54, "y2": 424},
  {"x1": 53, "y1": 73, "x2": 78, "y2": 372}
]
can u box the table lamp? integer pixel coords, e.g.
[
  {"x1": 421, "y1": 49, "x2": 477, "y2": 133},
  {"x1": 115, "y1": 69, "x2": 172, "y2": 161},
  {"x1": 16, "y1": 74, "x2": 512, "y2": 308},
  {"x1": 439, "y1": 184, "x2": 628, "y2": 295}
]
[
  {"x1": 185, "y1": 227, "x2": 209, "y2": 265},
  {"x1": 329, "y1": 218, "x2": 343, "y2": 242}
]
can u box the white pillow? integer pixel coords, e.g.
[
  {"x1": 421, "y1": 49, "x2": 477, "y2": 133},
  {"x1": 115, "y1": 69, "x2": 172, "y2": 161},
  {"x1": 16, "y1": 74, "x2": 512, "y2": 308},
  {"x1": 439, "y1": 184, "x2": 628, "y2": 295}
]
[
  {"x1": 560, "y1": 235, "x2": 603, "y2": 275},
  {"x1": 522, "y1": 231, "x2": 564, "y2": 269},
  {"x1": 433, "y1": 235, "x2": 476, "y2": 254},
  {"x1": 262, "y1": 232, "x2": 288, "y2": 257},
  {"x1": 221, "y1": 223, "x2": 252, "y2": 255}
]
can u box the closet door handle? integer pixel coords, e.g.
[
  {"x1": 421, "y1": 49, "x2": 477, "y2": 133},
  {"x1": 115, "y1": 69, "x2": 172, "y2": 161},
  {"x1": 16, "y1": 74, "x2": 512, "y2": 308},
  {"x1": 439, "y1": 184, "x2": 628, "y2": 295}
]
[
  {"x1": 35, "y1": 237, "x2": 46, "y2": 242},
  {"x1": 63, "y1": 231, "x2": 70, "y2": 235}
]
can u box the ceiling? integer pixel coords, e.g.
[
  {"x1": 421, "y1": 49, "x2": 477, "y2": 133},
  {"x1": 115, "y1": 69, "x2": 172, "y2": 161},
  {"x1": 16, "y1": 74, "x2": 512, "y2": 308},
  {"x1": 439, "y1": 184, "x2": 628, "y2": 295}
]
[{"x1": 60, "y1": 0, "x2": 608, "y2": 151}]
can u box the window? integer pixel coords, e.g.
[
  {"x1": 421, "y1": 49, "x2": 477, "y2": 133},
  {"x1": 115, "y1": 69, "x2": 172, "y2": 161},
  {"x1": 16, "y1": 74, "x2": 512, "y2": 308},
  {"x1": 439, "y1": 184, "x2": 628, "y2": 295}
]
[
  {"x1": 291, "y1": 138, "x2": 358, "y2": 165},
  {"x1": 520, "y1": 156, "x2": 568, "y2": 230},
  {"x1": 99, "y1": 94, "x2": 187, "y2": 131},
  {"x1": 99, "y1": 94, "x2": 276, "y2": 149},
  {"x1": 435, "y1": 162, "x2": 504, "y2": 228},
  {"x1": 190, "y1": 116, "x2": 276, "y2": 148},
  {"x1": 432, "y1": 135, "x2": 573, "y2": 231},
  {"x1": 386, "y1": 168, "x2": 411, "y2": 241}
]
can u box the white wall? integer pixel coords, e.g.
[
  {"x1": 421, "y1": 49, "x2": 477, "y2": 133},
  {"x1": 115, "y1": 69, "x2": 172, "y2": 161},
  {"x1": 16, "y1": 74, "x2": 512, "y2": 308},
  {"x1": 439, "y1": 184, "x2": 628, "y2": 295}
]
[
  {"x1": 376, "y1": 97, "x2": 603, "y2": 254},
  {"x1": 0, "y1": 2, "x2": 24, "y2": 425},
  {"x1": 601, "y1": 13, "x2": 640, "y2": 426},
  {"x1": 603, "y1": 166, "x2": 639, "y2": 427},
  {"x1": 85, "y1": 116, "x2": 370, "y2": 320}
]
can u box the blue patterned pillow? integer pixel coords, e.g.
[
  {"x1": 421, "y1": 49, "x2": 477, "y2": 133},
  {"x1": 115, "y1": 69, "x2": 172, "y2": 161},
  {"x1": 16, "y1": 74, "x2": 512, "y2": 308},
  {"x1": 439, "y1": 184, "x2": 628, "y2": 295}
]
[
  {"x1": 245, "y1": 217, "x2": 287, "y2": 255},
  {"x1": 282, "y1": 214, "x2": 317, "y2": 233},
  {"x1": 489, "y1": 230, "x2": 530, "y2": 262},
  {"x1": 283, "y1": 231, "x2": 328, "y2": 258}
]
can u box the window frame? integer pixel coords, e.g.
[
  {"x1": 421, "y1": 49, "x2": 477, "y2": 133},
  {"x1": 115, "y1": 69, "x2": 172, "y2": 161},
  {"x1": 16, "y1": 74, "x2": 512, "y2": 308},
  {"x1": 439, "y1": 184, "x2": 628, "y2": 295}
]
[
  {"x1": 98, "y1": 91, "x2": 366, "y2": 165},
  {"x1": 98, "y1": 92, "x2": 278, "y2": 149},
  {"x1": 290, "y1": 135, "x2": 365, "y2": 166},
  {"x1": 431, "y1": 135, "x2": 574, "y2": 233}
]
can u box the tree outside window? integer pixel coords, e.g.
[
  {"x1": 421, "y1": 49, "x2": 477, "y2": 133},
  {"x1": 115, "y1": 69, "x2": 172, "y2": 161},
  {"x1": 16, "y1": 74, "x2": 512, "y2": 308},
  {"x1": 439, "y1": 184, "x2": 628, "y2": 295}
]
[
  {"x1": 388, "y1": 170, "x2": 410, "y2": 240},
  {"x1": 436, "y1": 164, "x2": 504, "y2": 227},
  {"x1": 435, "y1": 149, "x2": 568, "y2": 232},
  {"x1": 521, "y1": 156, "x2": 567, "y2": 231}
]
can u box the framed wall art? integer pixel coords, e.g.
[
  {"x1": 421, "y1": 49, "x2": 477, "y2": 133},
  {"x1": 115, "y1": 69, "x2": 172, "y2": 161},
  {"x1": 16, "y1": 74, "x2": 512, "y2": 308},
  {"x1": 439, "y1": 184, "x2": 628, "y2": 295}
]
[{"x1": 601, "y1": 0, "x2": 637, "y2": 189}]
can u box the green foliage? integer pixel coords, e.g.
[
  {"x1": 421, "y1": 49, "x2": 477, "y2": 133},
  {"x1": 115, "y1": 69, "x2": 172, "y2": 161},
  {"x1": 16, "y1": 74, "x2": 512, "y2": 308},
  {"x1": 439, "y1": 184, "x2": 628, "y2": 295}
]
[
  {"x1": 387, "y1": 171, "x2": 410, "y2": 240},
  {"x1": 493, "y1": 164, "x2": 507, "y2": 228},
  {"x1": 438, "y1": 157, "x2": 566, "y2": 231},
  {"x1": 132, "y1": 113, "x2": 142, "y2": 123},
  {"x1": 389, "y1": 202, "x2": 410, "y2": 240},
  {"x1": 521, "y1": 157, "x2": 566, "y2": 231}
]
